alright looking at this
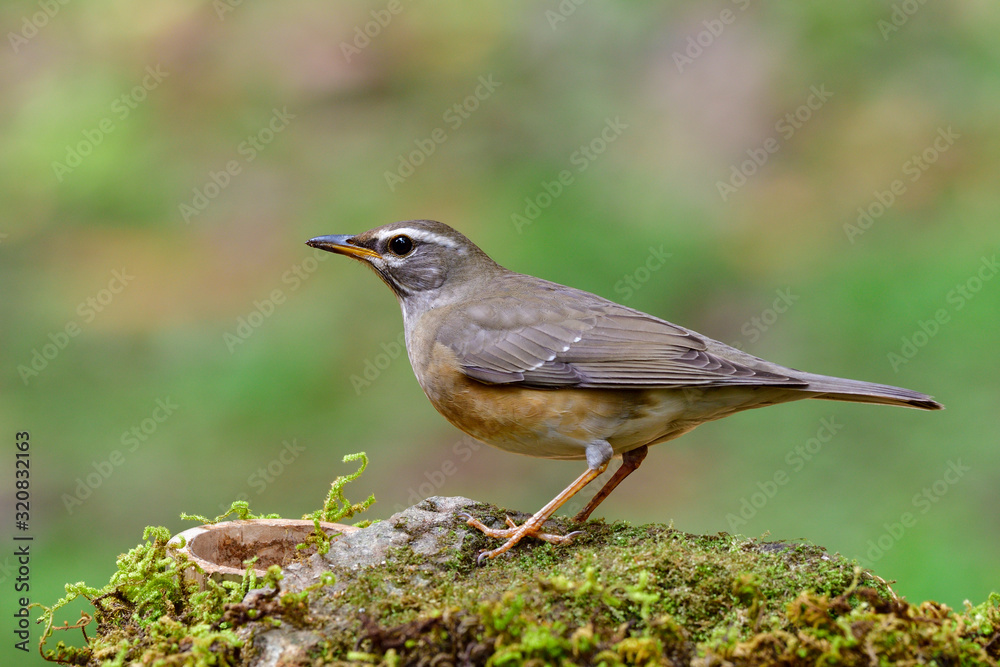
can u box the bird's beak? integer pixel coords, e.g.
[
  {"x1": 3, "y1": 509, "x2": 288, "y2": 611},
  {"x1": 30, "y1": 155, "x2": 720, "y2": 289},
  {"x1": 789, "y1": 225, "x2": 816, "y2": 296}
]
[{"x1": 306, "y1": 234, "x2": 381, "y2": 261}]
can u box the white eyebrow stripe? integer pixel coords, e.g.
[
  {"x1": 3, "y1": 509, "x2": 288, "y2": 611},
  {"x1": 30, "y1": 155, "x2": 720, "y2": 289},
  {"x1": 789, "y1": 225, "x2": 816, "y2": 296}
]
[{"x1": 377, "y1": 227, "x2": 460, "y2": 249}]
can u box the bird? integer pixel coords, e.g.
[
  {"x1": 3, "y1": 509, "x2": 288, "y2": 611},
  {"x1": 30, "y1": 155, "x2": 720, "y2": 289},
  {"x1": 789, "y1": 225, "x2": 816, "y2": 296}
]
[{"x1": 307, "y1": 220, "x2": 942, "y2": 563}]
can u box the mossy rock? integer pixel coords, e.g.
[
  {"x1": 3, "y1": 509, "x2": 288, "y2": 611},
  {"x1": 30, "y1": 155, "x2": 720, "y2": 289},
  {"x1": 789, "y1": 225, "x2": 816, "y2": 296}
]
[{"x1": 39, "y1": 496, "x2": 1000, "y2": 666}]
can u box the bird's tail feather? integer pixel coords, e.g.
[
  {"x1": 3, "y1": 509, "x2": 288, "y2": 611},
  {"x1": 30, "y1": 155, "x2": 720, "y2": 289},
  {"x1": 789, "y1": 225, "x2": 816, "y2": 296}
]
[{"x1": 796, "y1": 372, "x2": 943, "y2": 410}]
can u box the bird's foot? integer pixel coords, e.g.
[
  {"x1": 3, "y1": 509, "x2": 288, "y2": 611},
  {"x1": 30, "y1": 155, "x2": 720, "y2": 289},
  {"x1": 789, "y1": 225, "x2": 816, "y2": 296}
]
[{"x1": 457, "y1": 512, "x2": 583, "y2": 565}]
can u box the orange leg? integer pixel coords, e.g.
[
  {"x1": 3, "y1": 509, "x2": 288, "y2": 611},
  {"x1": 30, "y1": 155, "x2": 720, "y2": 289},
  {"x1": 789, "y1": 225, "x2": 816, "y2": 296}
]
[
  {"x1": 572, "y1": 445, "x2": 648, "y2": 523},
  {"x1": 461, "y1": 462, "x2": 608, "y2": 564}
]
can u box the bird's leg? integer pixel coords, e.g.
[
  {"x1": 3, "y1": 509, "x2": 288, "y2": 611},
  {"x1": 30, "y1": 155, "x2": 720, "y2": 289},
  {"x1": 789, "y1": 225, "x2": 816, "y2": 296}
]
[
  {"x1": 462, "y1": 464, "x2": 606, "y2": 563},
  {"x1": 572, "y1": 445, "x2": 648, "y2": 523},
  {"x1": 463, "y1": 441, "x2": 613, "y2": 564}
]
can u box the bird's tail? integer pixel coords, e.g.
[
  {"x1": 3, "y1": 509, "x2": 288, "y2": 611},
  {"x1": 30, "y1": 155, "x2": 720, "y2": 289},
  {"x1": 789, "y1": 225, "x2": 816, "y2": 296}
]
[{"x1": 795, "y1": 372, "x2": 943, "y2": 410}]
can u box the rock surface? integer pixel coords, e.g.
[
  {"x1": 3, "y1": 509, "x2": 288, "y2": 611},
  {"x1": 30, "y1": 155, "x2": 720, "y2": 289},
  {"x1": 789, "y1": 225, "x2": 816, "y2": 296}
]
[
  {"x1": 250, "y1": 496, "x2": 483, "y2": 663},
  {"x1": 233, "y1": 496, "x2": 998, "y2": 666},
  {"x1": 50, "y1": 497, "x2": 998, "y2": 666}
]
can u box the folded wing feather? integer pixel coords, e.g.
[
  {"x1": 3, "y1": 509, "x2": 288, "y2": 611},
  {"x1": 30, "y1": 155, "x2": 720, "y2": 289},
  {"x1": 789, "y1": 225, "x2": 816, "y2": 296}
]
[{"x1": 441, "y1": 282, "x2": 806, "y2": 390}]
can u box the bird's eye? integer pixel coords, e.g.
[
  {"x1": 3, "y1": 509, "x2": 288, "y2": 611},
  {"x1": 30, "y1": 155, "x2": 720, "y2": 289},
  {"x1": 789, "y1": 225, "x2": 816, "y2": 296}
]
[{"x1": 388, "y1": 235, "x2": 414, "y2": 256}]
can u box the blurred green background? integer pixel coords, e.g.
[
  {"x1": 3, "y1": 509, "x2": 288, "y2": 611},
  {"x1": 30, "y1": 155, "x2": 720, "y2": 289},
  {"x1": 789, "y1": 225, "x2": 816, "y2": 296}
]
[{"x1": 2, "y1": 1, "x2": 998, "y2": 662}]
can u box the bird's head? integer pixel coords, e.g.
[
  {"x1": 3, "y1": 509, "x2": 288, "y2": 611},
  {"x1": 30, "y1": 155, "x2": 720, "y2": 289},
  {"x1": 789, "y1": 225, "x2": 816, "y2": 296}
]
[{"x1": 307, "y1": 220, "x2": 500, "y2": 309}]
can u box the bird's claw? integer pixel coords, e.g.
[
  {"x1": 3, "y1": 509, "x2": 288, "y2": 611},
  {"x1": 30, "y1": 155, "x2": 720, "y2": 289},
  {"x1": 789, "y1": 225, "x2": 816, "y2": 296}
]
[
  {"x1": 460, "y1": 511, "x2": 586, "y2": 563},
  {"x1": 559, "y1": 530, "x2": 585, "y2": 543}
]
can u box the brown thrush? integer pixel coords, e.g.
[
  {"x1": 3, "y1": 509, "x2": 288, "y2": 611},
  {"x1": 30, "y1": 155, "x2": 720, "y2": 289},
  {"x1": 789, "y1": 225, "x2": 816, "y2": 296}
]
[{"x1": 307, "y1": 220, "x2": 942, "y2": 563}]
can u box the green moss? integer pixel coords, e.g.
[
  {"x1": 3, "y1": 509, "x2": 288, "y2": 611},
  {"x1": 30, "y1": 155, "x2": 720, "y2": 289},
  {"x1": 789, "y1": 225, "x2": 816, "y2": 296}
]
[
  {"x1": 302, "y1": 451, "x2": 377, "y2": 525},
  {"x1": 179, "y1": 501, "x2": 281, "y2": 525},
  {"x1": 306, "y1": 517, "x2": 999, "y2": 665},
  {"x1": 32, "y1": 525, "x2": 259, "y2": 665},
  {"x1": 38, "y1": 455, "x2": 1000, "y2": 665},
  {"x1": 35, "y1": 453, "x2": 376, "y2": 666}
]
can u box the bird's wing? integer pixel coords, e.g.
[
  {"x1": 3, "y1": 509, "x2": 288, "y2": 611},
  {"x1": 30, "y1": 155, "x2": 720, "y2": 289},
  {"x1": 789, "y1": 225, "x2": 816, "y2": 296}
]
[{"x1": 439, "y1": 281, "x2": 805, "y2": 389}]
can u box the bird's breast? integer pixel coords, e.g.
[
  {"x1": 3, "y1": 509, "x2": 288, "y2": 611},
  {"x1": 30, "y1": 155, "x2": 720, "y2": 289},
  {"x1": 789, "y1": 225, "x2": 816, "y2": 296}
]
[{"x1": 411, "y1": 340, "x2": 698, "y2": 460}]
